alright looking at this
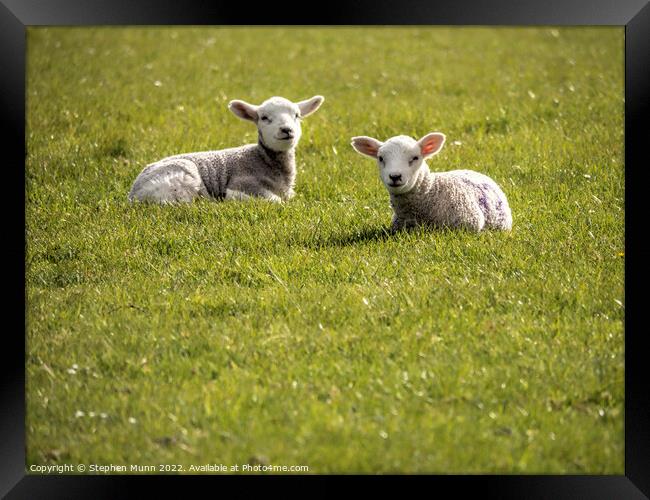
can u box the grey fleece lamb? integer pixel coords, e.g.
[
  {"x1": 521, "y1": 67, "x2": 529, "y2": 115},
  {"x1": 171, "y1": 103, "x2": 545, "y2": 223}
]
[
  {"x1": 128, "y1": 95, "x2": 324, "y2": 204},
  {"x1": 351, "y1": 133, "x2": 512, "y2": 232}
]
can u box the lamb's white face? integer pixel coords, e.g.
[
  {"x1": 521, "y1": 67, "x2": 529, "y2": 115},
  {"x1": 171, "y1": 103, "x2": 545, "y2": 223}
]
[
  {"x1": 376, "y1": 136, "x2": 425, "y2": 194},
  {"x1": 229, "y1": 96, "x2": 324, "y2": 152},
  {"x1": 351, "y1": 133, "x2": 446, "y2": 194}
]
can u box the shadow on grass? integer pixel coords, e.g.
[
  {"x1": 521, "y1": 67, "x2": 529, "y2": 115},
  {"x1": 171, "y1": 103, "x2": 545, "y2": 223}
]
[
  {"x1": 302, "y1": 223, "x2": 479, "y2": 249},
  {"x1": 306, "y1": 226, "x2": 396, "y2": 248}
]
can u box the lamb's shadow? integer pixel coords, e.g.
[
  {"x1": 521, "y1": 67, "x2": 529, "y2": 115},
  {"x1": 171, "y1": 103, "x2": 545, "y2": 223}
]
[{"x1": 306, "y1": 226, "x2": 396, "y2": 249}]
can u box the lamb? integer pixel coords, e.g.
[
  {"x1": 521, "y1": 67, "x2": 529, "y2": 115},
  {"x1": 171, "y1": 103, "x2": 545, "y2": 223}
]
[
  {"x1": 350, "y1": 132, "x2": 512, "y2": 232},
  {"x1": 128, "y1": 95, "x2": 324, "y2": 204}
]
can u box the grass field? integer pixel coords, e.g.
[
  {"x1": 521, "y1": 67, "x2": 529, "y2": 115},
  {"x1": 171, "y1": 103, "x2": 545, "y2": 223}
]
[{"x1": 26, "y1": 27, "x2": 624, "y2": 474}]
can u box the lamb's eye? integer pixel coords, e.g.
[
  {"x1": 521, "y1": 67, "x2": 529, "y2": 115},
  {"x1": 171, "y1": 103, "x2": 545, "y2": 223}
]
[
  {"x1": 411, "y1": 156, "x2": 419, "y2": 163},
  {"x1": 295, "y1": 112, "x2": 300, "y2": 119},
  {"x1": 378, "y1": 155, "x2": 384, "y2": 163},
  {"x1": 260, "y1": 116, "x2": 270, "y2": 122}
]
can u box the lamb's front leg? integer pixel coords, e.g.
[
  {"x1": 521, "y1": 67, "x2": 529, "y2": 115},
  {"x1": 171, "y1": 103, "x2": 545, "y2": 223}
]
[
  {"x1": 391, "y1": 214, "x2": 417, "y2": 232},
  {"x1": 225, "y1": 179, "x2": 282, "y2": 203}
]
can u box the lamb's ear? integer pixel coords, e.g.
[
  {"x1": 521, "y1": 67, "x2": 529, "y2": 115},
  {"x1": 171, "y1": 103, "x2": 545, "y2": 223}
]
[
  {"x1": 228, "y1": 100, "x2": 259, "y2": 122},
  {"x1": 350, "y1": 136, "x2": 383, "y2": 158},
  {"x1": 297, "y1": 96, "x2": 324, "y2": 118},
  {"x1": 417, "y1": 132, "x2": 446, "y2": 158}
]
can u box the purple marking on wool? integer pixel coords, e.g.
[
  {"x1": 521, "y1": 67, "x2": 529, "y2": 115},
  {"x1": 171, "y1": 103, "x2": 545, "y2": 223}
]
[
  {"x1": 458, "y1": 177, "x2": 509, "y2": 224},
  {"x1": 495, "y1": 196, "x2": 505, "y2": 221},
  {"x1": 476, "y1": 183, "x2": 490, "y2": 214},
  {"x1": 478, "y1": 192, "x2": 489, "y2": 213}
]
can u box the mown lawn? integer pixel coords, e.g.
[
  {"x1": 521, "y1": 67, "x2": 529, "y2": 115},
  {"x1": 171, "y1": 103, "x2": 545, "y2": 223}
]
[{"x1": 26, "y1": 27, "x2": 624, "y2": 473}]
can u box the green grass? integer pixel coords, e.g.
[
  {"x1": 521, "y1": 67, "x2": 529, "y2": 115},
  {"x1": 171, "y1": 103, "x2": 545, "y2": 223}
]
[{"x1": 26, "y1": 27, "x2": 624, "y2": 474}]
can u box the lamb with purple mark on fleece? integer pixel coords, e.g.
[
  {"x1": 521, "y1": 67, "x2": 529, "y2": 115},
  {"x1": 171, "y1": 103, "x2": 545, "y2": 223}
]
[
  {"x1": 128, "y1": 95, "x2": 324, "y2": 204},
  {"x1": 350, "y1": 132, "x2": 512, "y2": 232}
]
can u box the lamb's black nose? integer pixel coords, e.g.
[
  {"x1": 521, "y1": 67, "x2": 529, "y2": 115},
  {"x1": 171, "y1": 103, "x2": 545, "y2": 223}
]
[
  {"x1": 280, "y1": 127, "x2": 293, "y2": 135},
  {"x1": 389, "y1": 174, "x2": 402, "y2": 182}
]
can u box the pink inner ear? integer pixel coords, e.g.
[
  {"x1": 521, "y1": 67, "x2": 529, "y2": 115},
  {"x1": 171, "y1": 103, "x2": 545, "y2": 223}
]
[
  {"x1": 422, "y1": 143, "x2": 436, "y2": 154},
  {"x1": 356, "y1": 140, "x2": 378, "y2": 156},
  {"x1": 421, "y1": 136, "x2": 442, "y2": 155},
  {"x1": 233, "y1": 103, "x2": 254, "y2": 119}
]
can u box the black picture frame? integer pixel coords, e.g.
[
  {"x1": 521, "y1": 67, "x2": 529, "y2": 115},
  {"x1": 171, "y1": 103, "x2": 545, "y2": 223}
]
[{"x1": 2, "y1": 0, "x2": 648, "y2": 497}]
